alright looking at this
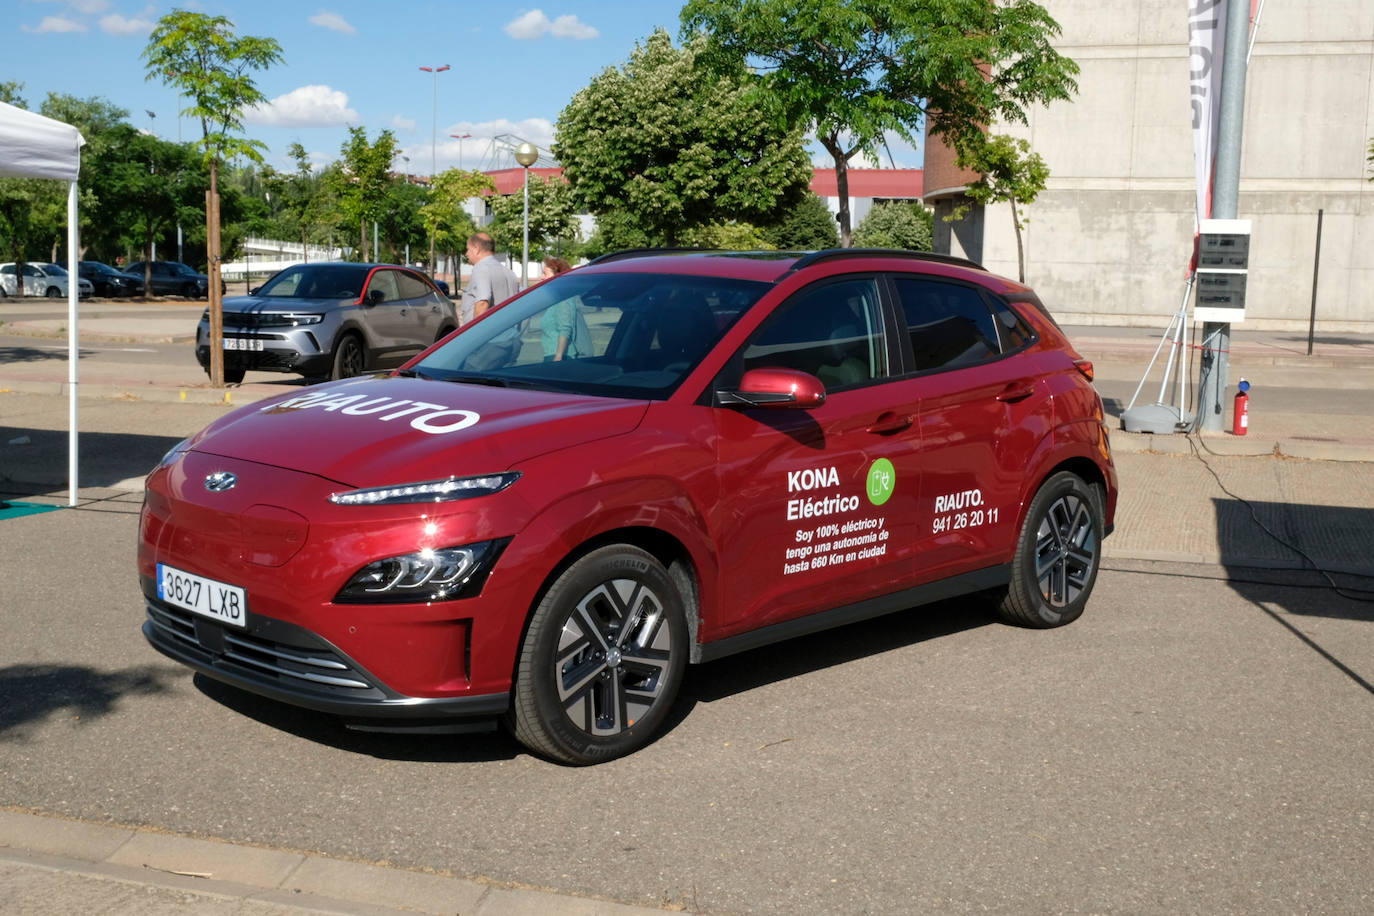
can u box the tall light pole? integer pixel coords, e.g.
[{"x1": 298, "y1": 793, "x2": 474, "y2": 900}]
[
  {"x1": 449, "y1": 132, "x2": 471, "y2": 170},
  {"x1": 419, "y1": 64, "x2": 450, "y2": 269},
  {"x1": 515, "y1": 143, "x2": 538, "y2": 290}
]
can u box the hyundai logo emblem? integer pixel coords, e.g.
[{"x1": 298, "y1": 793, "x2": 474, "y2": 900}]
[{"x1": 204, "y1": 471, "x2": 238, "y2": 492}]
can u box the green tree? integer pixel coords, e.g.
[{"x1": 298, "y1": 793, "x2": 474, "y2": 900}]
[
  {"x1": 681, "y1": 0, "x2": 1078, "y2": 246},
  {"x1": 421, "y1": 168, "x2": 496, "y2": 272},
  {"x1": 0, "y1": 85, "x2": 47, "y2": 284},
  {"x1": 554, "y1": 29, "x2": 811, "y2": 245},
  {"x1": 681, "y1": 221, "x2": 774, "y2": 249},
  {"x1": 143, "y1": 9, "x2": 283, "y2": 385},
  {"x1": 331, "y1": 126, "x2": 398, "y2": 260},
  {"x1": 760, "y1": 191, "x2": 840, "y2": 250},
  {"x1": 487, "y1": 174, "x2": 580, "y2": 260},
  {"x1": 852, "y1": 200, "x2": 933, "y2": 251},
  {"x1": 955, "y1": 133, "x2": 1049, "y2": 282},
  {"x1": 36, "y1": 93, "x2": 131, "y2": 260}
]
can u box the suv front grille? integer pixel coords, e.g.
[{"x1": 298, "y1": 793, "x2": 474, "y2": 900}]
[{"x1": 145, "y1": 599, "x2": 383, "y2": 697}]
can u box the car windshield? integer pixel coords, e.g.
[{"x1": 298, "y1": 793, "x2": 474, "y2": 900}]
[
  {"x1": 411, "y1": 271, "x2": 768, "y2": 399},
  {"x1": 84, "y1": 262, "x2": 116, "y2": 274},
  {"x1": 256, "y1": 264, "x2": 371, "y2": 300}
]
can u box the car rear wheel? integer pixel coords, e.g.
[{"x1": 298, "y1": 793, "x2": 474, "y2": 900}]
[
  {"x1": 998, "y1": 471, "x2": 1103, "y2": 628},
  {"x1": 45, "y1": 286, "x2": 60, "y2": 298},
  {"x1": 330, "y1": 333, "x2": 365, "y2": 380},
  {"x1": 510, "y1": 545, "x2": 688, "y2": 765},
  {"x1": 182, "y1": 281, "x2": 200, "y2": 299}
]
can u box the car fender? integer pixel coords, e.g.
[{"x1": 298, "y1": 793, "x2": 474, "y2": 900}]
[
  {"x1": 470, "y1": 473, "x2": 719, "y2": 690},
  {"x1": 1011, "y1": 418, "x2": 1116, "y2": 538}
]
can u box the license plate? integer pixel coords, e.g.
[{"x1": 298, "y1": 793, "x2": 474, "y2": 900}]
[
  {"x1": 157, "y1": 563, "x2": 248, "y2": 628},
  {"x1": 223, "y1": 337, "x2": 264, "y2": 351}
]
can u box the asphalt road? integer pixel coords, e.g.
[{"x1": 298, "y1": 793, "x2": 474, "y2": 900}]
[{"x1": 1, "y1": 488, "x2": 1371, "y2": 914}]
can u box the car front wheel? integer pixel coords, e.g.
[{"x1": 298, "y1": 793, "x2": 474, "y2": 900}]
[
  {"x1": 510, "y1": 545, "x2": 688, "y2": 765},
  {"x1": 330, "y1": 334, "x2": 365, "y2": 380},
  {"x1": 45, "y1": 286, "x2": 60, "y2": 298},
  {"x1": 998, "y1": 471, "x2": 1103, "y2": 628}
]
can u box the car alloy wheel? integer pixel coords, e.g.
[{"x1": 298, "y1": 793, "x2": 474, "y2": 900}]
[
  {"x1": 998, "y1": 471, "x2": 1102, "y2": 628},
  {"x1": 511, "y1": 545, "x2": 687, "y2": 765},
  {"x1": 330, "y1": 334, "x2": 365, "y2": 380}
]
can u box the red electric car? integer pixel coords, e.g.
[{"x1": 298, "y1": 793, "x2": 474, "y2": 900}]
[{"x1": 139, "y1": 249, "x2": 1117, "y2": 764}]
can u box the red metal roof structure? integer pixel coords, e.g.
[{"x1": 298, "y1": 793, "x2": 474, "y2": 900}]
[{"x1": 478, "y1": 166, "x2": 923, "y2": 200}]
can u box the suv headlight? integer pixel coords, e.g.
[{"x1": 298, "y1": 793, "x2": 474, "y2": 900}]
[
  {"x1": 335, "y1": 538, "x2": 509, "y2": 603},
  {"x1": 329, "y1": 472, "x2": 519, "y2": 506}
]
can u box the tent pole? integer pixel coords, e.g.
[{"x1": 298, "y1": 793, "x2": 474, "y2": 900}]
[{"x1": 67, "y1": 180, "x2": 79, "y2": 507}]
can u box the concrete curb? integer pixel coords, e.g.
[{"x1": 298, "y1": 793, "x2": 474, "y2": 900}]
[{"x1": 0, "y1": 809, "x2": 674, "y2": 915}]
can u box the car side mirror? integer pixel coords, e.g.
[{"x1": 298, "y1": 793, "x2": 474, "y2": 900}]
[
  {"x1": 717, "y1": 367, "x2": 827, "y2": 409},
  {"x1": 367, "y1": 289, "x2": 385, "y2": 305}
]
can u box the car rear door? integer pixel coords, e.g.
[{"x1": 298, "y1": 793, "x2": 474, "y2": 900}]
[
  {"x1": 708, "y1": 275, "x2": 921, "y2": 640},
  {"x1": 359, "y1": 268, "x2": 412, "y2": 364},
  {"x1": 891, "y1": 276, "x2": 1052, "y2": 580},
  {"x1": 396, "y1": 269, "x2": 447, "y2": 353}
]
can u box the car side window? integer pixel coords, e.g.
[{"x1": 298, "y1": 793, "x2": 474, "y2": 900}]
[
  {"x1": 991, "y1": 298, "x2": 1036, "y2": 351},
  {"x1": 367, "y1": 270, "x2": 402, "y2": 303},
  {"x1": 397, "y1": 271, "x2": 430, "y2": 300},
  {"x1": 893, "y1": 277, "x2": 1001, "y2": 372},
  {"x1": 742, "y1": 277, "x2": 887, "y2": 390}
]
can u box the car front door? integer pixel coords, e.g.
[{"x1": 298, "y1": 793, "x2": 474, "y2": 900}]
[{"x1": 708, "y1": 275, "x2": 921, "y2": 640}]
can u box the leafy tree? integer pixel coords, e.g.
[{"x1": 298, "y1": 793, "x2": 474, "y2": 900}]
[
  {"x1": 554, "y1": 29, "x2": 811, "y2": 245},
  {"x1": 681, "y1": 0, "x2": 1079, "y2": 246},
  {"x1": 331, "y1": 126, "x2": 399, "y2": 261},
  {"x1": 852, "y1": 200, "x2": 933, "y2": 251},
  {"x1": 761, "y1": 191, "x2": 840, "y2": 250},
  {"x1": 37, "y1": 93, "x2": 131, "y2": 260},
  {"x1": 421, "y1": 168, "x2": 495, "y2": 273},
  {"x1": 377, "y1": 178, "x2": 428, "y2": 264},
  {"x1": 680, "y1": 221, "x2": 774, "y2": 250},
  {"x1": 955, "y1": 133, "x2": 1048, "y2": 282},
  {"x1": 487, "y1": 174, "x2": 580, "y2": 260},
  {"x1": 0, "y1": 86, "x2": 49, "y2": 282},
  {"x1": 580, "y1": 210, "x2": 654, "y2": 260},
  {"x1": 143, "y1": 10, "x2": 283, "y2": 385}
]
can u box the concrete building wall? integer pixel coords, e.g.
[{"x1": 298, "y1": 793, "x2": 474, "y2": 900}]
[{"x1": 962, "y1": 1, "x2": 1374, "y2": 330}]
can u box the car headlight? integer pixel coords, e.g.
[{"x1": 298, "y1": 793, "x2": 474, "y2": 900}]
[
  {"x1": 328, "y1": 472, "x2": 520, "y2": 506},
  {"x1": 335, "y1": 538, "x2": 509, "y2": 604}
]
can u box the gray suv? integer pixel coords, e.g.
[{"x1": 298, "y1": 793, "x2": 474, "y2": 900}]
[{"x1": 195, "y1": 262, "x2": 459, "y2": 383}]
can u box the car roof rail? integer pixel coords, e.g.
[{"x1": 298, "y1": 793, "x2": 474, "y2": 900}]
[
  {"x1": 783, "y1": 248, "x2": 986, "y2": 275},
  {"x1": 584, "y1": 247, "x2": 723, "y2": 265}
]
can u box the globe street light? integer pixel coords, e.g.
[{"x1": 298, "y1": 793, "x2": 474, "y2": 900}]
[
  {"x1": 515, "y1": 142, "x2": 538, "y2": 290},
  {"x1": 419, "y1": 64, "x2": 450, "y2": 269}
]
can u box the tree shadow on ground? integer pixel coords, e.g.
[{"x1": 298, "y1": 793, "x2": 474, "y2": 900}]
[
  {"x1": 0, "y1": 426, "x2": 183, "y2": 495},
  {"x1": 0, "y1": 663, "x2": 183, "y2": 740},
  {"x1": 0, "y1": 344, "x2": 99, "y2": 363}
]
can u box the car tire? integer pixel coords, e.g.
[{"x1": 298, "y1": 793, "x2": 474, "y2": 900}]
[
  {"x1": 45, "y1": 286, "x2": 60, "y2": 298},
  {"x1": 435, "y1": 325, "x2": 455, "y2": 343},
  {"x1": 997, "y1": 471, "x2": 1104, "y2": 629},
  {"x1": 182, "y1": 282, "x2": 200, "y2": 299},
  {"x1": 510, "y1": 545, "x2": 688, "y2": 765},
  {"x1": 330, "y1": 333, "x2": 365, "y2": 380}
]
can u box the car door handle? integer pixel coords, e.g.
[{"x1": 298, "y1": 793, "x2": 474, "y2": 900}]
[
  {"x1": 996, "y1": 383, "x2": 1036, "y2": 403},
  {"x1": 866, "y1": 412, "x2": 914, "y2": 435}
]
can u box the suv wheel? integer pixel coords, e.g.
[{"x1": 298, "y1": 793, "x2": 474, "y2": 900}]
[
  {"x1": 998, "y1": 471, "x2": 1103, "y2": 628},
  {"x1": 182, "y1": 281, "x2": 200, "y2": 299},
  {"x1": 330, "y1": 333, "x2": 365, "y2": 380},
  {"x1": 510, "y1": 545, "x2": 687, "y2": 765}
]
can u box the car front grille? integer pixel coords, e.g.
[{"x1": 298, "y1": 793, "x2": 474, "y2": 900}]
[{"x1": 145, "y1": 599, "x2": 385, "y2": 698}]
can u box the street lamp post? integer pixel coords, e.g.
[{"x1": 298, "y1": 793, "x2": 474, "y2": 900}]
[
  {"x1": 449, "y1": 132, "x2": 472, "y2": 170},
  {"x1": 515, "y1": 143, "x2": 538, "y2": 290},
  {"x1": 419, "y1": 64, "x2": 450, "y2": 270}
]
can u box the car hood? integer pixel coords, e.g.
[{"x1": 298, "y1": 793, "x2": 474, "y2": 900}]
[
  {"x1": 220, "y1": 294, "x2": 347, "y2": 312},
  {"x1": 187, "y1": 375, "x2": 650, "y2": 487}
]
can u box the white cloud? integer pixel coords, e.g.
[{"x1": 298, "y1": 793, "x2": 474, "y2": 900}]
[
  {"x1": 100, "y1": 14, "x2": 153, "y2": 36},
  {"x1": 391, "y1": 114, "x2": 417, "y2": 131},
  {"x1": 504, "y1": 10, "x2": 598, "y2": 40},
  {"x1": 247, "y1": 85, "x2": 358, "y2": 127},
  {"x1": 308, "y1": 10, "x2": 355, "y2": 34},
  {"x1": 24, "y1": 16, "x2": 87, "y2": 33}
]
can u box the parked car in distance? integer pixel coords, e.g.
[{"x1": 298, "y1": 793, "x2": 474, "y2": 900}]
[
  {"x1": 125, "y1": 260, "x2": 221, "y2": 298},
  {"x1": 194, "y1": 262, "x2": 459, "y2": 384},
  {"x1": 78, "y1": 260, "x2": 145, "y2": 297},
  {"x1": 0, "y1": 262, "x2": 92, "y2": 298},
  {"x1": 143, "y1": 247, "x2": 1118, "y2": 765}
]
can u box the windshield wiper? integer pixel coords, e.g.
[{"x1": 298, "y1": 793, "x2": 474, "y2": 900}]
[{"x1": 441, "y1": 373, "x2": 509, "y2": 388}]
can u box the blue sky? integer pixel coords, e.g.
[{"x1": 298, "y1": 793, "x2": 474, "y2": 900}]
[{"x1": 9, "y1": 1, "x2": 923, "y2": 176}]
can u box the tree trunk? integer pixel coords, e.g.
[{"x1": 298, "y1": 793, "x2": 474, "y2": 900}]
[
  {"x1": 208, "y1": 162, "x2": 224, "y2": 387},
  {"x1": 822, "y1": 136, "x2": 852, "y2": 248},
  {"x1": 1010, "y1": 194, "x2": 1025, "y2": 284}
]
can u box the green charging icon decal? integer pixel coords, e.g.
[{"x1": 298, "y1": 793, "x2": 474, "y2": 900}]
[{"x1": 866, "y1": 458, "x2": 895, "y2": 506}]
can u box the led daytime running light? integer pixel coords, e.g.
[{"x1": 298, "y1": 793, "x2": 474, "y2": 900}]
[{"x1": 329, "y1": 472, "x2": 519, "y2": 506}]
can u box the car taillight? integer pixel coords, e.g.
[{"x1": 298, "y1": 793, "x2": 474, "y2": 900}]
[{"x1": 1073, "y1": 359, "x2": 1094, "y2": 381}]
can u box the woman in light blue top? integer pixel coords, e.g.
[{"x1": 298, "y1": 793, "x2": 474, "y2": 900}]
[{"x1": 539, "y1": 257, "x2": 593, "y2": 361}]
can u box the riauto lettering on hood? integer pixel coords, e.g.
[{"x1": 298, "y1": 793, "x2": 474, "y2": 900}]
[{"x1": 261, "y1": 390, "x2": 480, "y2": 435}]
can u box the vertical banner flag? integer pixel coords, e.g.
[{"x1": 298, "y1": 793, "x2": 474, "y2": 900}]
[{"x1": 1189, "y1": 0, "x2": 1228, "y2": 224}]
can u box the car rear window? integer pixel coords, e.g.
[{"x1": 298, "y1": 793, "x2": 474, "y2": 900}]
[{"x1": 893, "y1": 277, "x2": 1001, "y2": 372}]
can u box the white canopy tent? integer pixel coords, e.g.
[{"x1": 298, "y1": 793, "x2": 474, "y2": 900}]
[{"x1": 0, "y1": 100, "x2": 86, "y2": 506}]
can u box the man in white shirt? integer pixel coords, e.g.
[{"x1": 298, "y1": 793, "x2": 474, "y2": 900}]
[{"x1": 460, "y1": 233, "x2": 518, "y2": 326}]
